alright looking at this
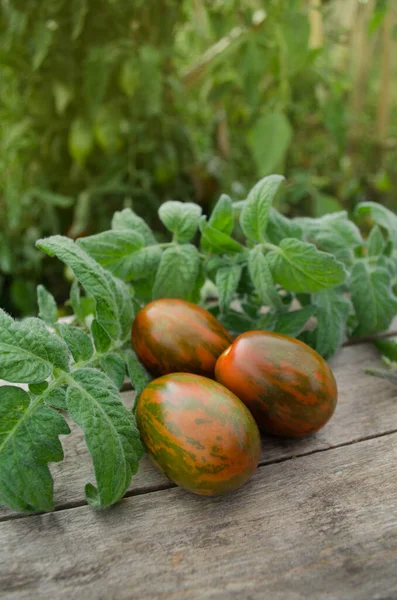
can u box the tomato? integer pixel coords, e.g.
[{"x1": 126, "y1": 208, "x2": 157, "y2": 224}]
[
  {"x1": 215, "y1": 331, "x2": 337, "y2": 437},
  {"x1": 132, "y1": 299, "x2": 233, "y2": 377},
  {"x1": 136, "y1": 373, "x2": 261, "y2": 495}
]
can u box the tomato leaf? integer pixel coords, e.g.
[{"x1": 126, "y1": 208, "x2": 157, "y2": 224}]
[
  {"x1": 153, "y1": 244, "x2": 200, "y2": 300},
  {"x1": 58, "y1": 323, "x2": 93, "y2": 363},
  {"x1": 240, "y1": 175, "x2": 285, "y2": 243},
  {"x1": 77, "y1": 230, "x2": 144, "y2": 279},
  {"x1": 37, "y1": 236, "x2": 133, "y2": 341},
  {"x1": 100, "y1": 353, "x2": 126, "y2": 390},
  {"x1": 351, "y1": 263, "x2": 397, "y2": 336},
  {"x1": 267, "y1": 238, "x2": 346, "y2": 293},
  {"x1": 66, "y1": 368, "x2": 143, "y2": 508},
  {"x1": 209, "y1": 194, "x2": 234, "y2": 235},
  {"x1": 0, "y1": 386, "x2": 70, "y2": 513},
  {"x1": 121, "y1": 246, "x2": 162, "y2": 282},
  {"x1": 158, "y1": 201, "x2": 202, "y2": 243},
  {"x1": 216, "y1": 264, "x2": 242, "y2": 313},
  {"x1": 112, "y1": 208, "x2": 156, "y2": 245},
  {"x1": 91, "y1": 319, "x2": 111, "y2": 354},
  {"x1": 266, "y1": 208, "x2": 302, "y2": 245},
  {"x1": 248, "y1": 247, "x2": 284, "y2": 310},
  {"x1": 356, "y1": 202, "x2": 397, "y2": 246},
  {"x1": 259, "y1": 305, "x2": 316, "y2": 338},
  {"x1": 200, "y1": 217, "x2": 243, "y2": 254},
  {"x1": 367, "y1": 225, "x2": 385, "y2": 257},
  {"x1": 37, "y1": 284, "x2": 57, "y2": 326},
  {"x1": 0, "y1": 310, "x2": 69, "y2": 384},
  {"x1": 311, "y1": 289, "x2": 351, "y2": 359},
  {"x1": 125, "y1": 350, "x2": 152, "y2": 402}
]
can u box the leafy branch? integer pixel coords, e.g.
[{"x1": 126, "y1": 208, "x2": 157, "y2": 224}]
[{"x1": 0, "y1": 241, "x2": 145, "y2": 514}]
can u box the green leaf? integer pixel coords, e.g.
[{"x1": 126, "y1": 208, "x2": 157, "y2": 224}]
[
  {"x1": 43, "y1": 387, "x2": 67, "y2": 410},
  {"x1": 314, "y1": 217, "x2": 363, "y2": 253},
  {"x1": 267, "y1": 208, "x2": 302, "y2": 245},
  {"x1": 248, "y1": 247, "x2": 284, "y2": 310},
  {"x1": 373, "y1": 339, "x2": 397, "y2": 362},
  {"x1": 66, "y1": 368, "x2": 143, "y2": 508},
  {"x1": 119, "y1": 57, "x2": 140, "y2": 96},
  {"x1": 70, "y1": 280, "x2": 95, "y2": 325},
  {"x1": 0, "y1": 311, "x2": 70, "y2": 384},
  {"x1": 158, "y1": 201, "x2": 202, "y2": 243},
  {"x1": 37, "y1": 236, "x2": 133, "y2": 341},
  {"x1": 209, "y1": 194, "x2": 234, "y2": 234},
  {"x1": 270, "y1": 306, "x2": 316, "y2": 338},
  {"x1": 91, "y1": 319, "x2": 111, "y2": 354},
  {"x1": 356, "y1": 202, "x2": 397, "y2": 246},
  {"x1": 216, "y1": 265, "x2": 242, "y2": 312},
  {"x1": 199, "y1": 217, "x2": 243, "y2": 254},
  {"x1": 120, "y1": 246, "x2": 162, "y2": 282},
  {"x1": 29, "y1": 381, "x2": 49, "y2": 396},
  {"x1": 311, "y1": 289, "x2": 351, "y2": 359},
  {"x1": 77, "y1": 230, "x2": 144, "y2": 278},
  {"x1": 72, "y1": 0, "x2": 88, "y2": 39},
  {"x1": 32, "y1": 21, "x2": 54, "y2": 70},
  {"x1": 247, "y1": 113, "x2": 292, "y2": 177},
  {"x1": 267, "y1": 239, "x2": 346, "y2": 293},
  {"x1": 219, "y1": 309, "x2": 256, "y2": 335},
  {"x1": 153, "y1": 244, "x2": 200, "y2": 300},
  {"x1": 125, "y1": 351, "x2": 152, "y2": 402},
  {"x1": 367, "y1": 225, "x2": 385, "y2": 257},
  {"x1": 99, "y1": 353, "x2": 126, "y2": 389},
  {"x1": 112, "y1": 208, "x2": 156, "y2": 246},
  {"x1": 37, "y1": 284, "x2": 57, "y2": 326},
  {"x1": 58, "y1": 324, "x2": 93, "y2": 363},
  {"x1": 296, "y1": 213, "x2": 362, "y2": 260},
  {"x1": 0, "y1": 387, "x2": 70, "y2": 513},
  {"x1": 94, "y1": 107, "x2": 121, "y2": 153},
  {"x1": 240, "y1": 175, "x2": 285, "y2": 242},
  {"x1": 68, "y1": 118, "x2": 94, "y2": 165},
  {"x1": 351, "y1": 263, "x2": 397, "y2": 336}
]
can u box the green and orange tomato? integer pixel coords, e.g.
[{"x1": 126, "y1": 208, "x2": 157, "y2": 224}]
[
  {"x1": 132, "y1": 299, "x2": 232, "y2": 378},
  {"x1": 136, "y1": 373, "x2": 261, "y2": 496},
  {"x1": 215, "y1": 331, "x2": 337, "y2": 437}
]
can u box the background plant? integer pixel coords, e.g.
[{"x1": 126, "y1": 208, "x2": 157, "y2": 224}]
[{"x1": 1, "y1": 0, "x2": 396, "y2": 315}]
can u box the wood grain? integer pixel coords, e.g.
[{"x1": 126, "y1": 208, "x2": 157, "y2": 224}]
[
  {"x1": 1, "y1": 433, "x2": 397, "y2": 600},
  {"x1": 1, "y1": 340, "x2": 396, "y2": 520}
]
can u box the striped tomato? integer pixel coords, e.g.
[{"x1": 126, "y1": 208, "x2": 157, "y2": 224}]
[
  {"x1": 136, "y1": 373, "x2": 261, "y2": 495},
  {"x1": 215, "y1": 331, "x2": 337, "y2": 437},
  {"x1": 132, "y1": 299, "x2": 232, "y2": 378}
]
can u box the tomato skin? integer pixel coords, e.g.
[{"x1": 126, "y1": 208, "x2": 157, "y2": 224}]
[
  {"x1": 215, "y1": 331, "x2": 337, "y2": 437},
  {"x1": 136, "y1": 373, "x2": 261, "y2": 496},
  {"x1": 132, "y1": 299, "x2": 233, "y2": 378}
]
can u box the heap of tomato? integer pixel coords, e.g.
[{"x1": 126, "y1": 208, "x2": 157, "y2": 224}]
[{"x1": 133, "y1": 299, "x2": 338, "y2": 496}]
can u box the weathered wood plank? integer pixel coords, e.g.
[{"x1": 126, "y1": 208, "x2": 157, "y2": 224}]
[
  {"x1": 1, "y1": 433, "x2": 397, "y2": 600},
  {"x1": 0, "y1": 340, "x2": 396, "y2": 520}
]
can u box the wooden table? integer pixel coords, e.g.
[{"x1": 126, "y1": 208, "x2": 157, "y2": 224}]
[{"x1": 1, "y1": 336, "x2": 397, "y2": 599}]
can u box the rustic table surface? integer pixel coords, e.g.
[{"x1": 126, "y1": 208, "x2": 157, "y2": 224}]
[{"x1": 1, "y1": 333, "x2": 397, "y2": 600}]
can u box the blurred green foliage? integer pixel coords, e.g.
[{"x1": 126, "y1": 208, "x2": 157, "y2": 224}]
[{"x1": 1, "y1": 0, "x2": 396, "y2": 314}]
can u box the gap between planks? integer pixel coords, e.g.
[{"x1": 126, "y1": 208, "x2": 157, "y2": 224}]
[{"x1": 2, "y1": 427, "x2": 397, "y2": 526}]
